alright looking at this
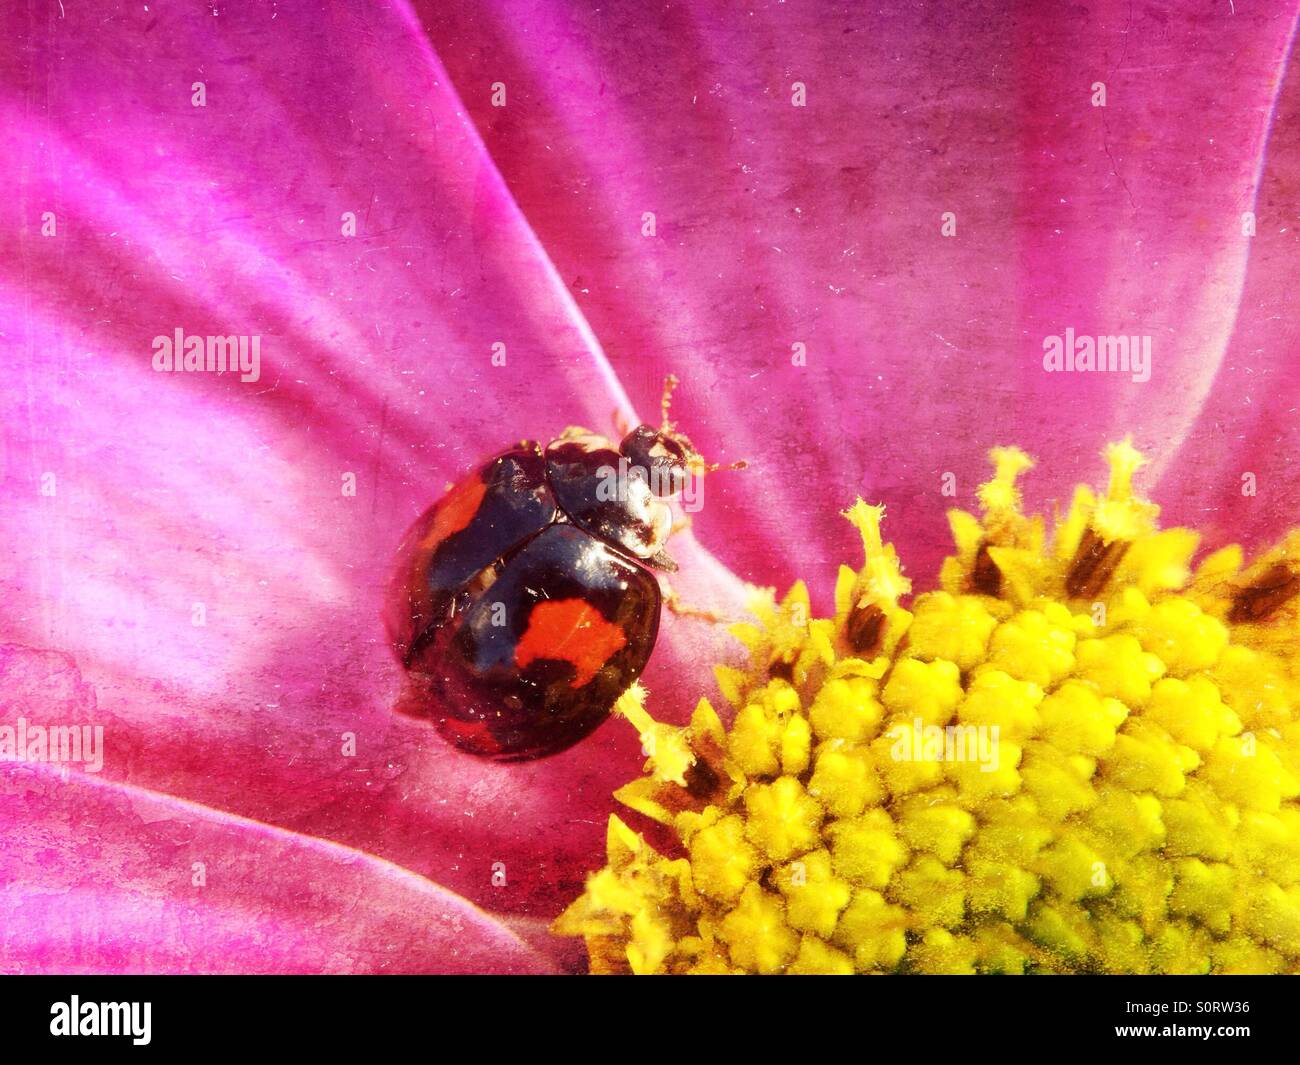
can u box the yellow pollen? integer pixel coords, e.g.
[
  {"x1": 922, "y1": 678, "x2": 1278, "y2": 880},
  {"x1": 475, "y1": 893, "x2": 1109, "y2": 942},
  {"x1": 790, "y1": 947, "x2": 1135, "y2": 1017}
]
[
  {"x1": 554, "y1": 442, "x2": 1300, "y2": 974},
  {"x1": 977, "y1": 446, "x2": 1034, "y2": 515}
]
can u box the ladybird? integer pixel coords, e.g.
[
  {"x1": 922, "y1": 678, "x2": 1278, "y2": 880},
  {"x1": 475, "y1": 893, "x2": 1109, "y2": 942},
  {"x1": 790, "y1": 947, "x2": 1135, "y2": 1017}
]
[{"x1": 385, "y1": 383, "x2": 739, "y2": 761}]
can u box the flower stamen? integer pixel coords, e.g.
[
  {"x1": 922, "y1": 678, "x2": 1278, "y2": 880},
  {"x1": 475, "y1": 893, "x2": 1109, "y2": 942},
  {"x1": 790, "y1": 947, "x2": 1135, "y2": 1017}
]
[{"x1": 557, "y1": 441, "x2": 1300, "y2": 975}]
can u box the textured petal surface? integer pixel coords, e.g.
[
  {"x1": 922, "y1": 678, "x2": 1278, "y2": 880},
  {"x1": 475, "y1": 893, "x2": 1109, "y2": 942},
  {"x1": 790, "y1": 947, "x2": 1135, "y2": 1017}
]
[
  {"x1": 420, "y1": 0, "x2": 1300, "y2": 592},
  {"x1": 0, "y1": 0, "x2": 746, "y2": 958},
  {"x1": 0, "y1": 758, "x2": 550, "y2": 974},
  {"x1": 2, "y1": 0, "x2": 1299, "y2": 975}
]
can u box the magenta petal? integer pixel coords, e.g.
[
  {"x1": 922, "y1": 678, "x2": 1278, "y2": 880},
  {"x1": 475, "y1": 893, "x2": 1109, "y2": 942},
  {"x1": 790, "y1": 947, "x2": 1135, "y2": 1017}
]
[
  {"x1": 5, "y1": 0, "x2": 1298, "y2": 971},
  {"x1": 0, "y1": 1, "x2": 746, "y2": 929},
  {"x1": 419, "y1": 0, "x2": 1300, "y2": 595},
  {"x1": 0, "y1": 760, "x2": 551, "y2": 974},
  {"x1": 1158, "y1": 36, "x2": 1300, "y2": 552}
]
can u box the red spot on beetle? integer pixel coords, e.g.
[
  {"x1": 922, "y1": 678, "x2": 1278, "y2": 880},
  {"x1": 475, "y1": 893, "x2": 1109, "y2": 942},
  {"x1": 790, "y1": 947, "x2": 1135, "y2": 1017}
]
[
  {"x1": 419, "y1": 475, "x2": 487, "y2": 552},
  {"x1": 514, "y1": 598, "x2": 627, "y2": 687}
]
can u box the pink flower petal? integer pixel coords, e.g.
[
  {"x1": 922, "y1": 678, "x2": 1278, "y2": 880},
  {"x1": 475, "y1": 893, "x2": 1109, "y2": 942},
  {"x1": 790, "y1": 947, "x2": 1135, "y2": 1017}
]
[
  {"x1": 419, "y1": 0, "x2": 1300, "y2": 594},
  {"x1": 1158, "y1": 27, "x2": 1300, "y2": 551},
  {"x1": 0, "y1": 0, "x2": 745, "y2": 933},
  {"x1": 0, "y1": 758, "x2": 551, "y2": 973},
  {"x1": 4, "y1": 0, "x2": 1299, "y2": 974}
]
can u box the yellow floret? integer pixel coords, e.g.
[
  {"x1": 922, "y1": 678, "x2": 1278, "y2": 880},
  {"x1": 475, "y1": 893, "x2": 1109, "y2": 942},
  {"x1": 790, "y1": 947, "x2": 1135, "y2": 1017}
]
[
  {"x1": 1037, "y1": 835, "x2": 1111, "y2": 901},
  {"x1": 957, "y1": 670, "x2": 1043, "y2": 740},
  {"x1": 890, "y1": 857, "x2": 966, "y2": 928},
  {"x1": 1020, "y1": 742, "x2": 1097, "y2": 820},
  {"x1": 827, "y1": 809, "x2": 909, "y2": 889},
  {"x1": 1239, "y1": 809, "x2": 1300, "y2": 886},
  {"x1": 1163, "y1": 788, "x2": 1234, "y2": 860},
  {"x1": 896, "y1": 796, "x2": 976, "y2": 865},
  {"x1": 984, "y1": 609, "x2": 1077, "y2": 687},
  {"x1": 1145, "y1": 676, "x2": 1240, "y2": 752},
  {"x1": 807, "y1": 743, "x2": 883, "y2": 818},
  {"x1": 1240, "y1": 882, "x2": 1300, "y2": 957},
  {"x1": 1087, "y1": 788, "x2": 1165, "y2": 858},
  {"x1": 1202, "y1": 734, "x2": 1299, "y2": 813},
  {"x1": 881, "y1": 657, "x2": 964, "y2": 728},
  {"x1": 1168, "y1": 859, "x2": 1234, "y2": 935},
  {"x1": 910, "y1": 928, "x2": 978, "y2": 975},
  {"x1": 718, "y1": 883, "x2": 799, "y2": 974},
  {"x1": 557, "y1": 441, "x2": 1300, "y2": 975},
  {"x1": 1132, "y1": 598, "x2": 1229, "y2": 675},
  {"x1": 967, "y1": 858, "x2": 1040, "y2": 921},
  {"x1": 788, "y1": 935, "x2": 855, "y2": 975},
  {"x1": 1075, "y1": 634, "x2": 1166, "y2": 706},
  {"x1": 1037, "y1": 680, "x2": 1128, "y2": 755},
  {"x1": 773, "y1": 849, "x2": 852, "y2": 936},
  {"x1": 742, "y1": 776, "x2": 823, "y2": 862},
  {"x1": 728, "y1": 702, "x2": 783, "y2": 778},
  {"x1": 872, "y1": 722, "x2": 946, "y2": 796},
  {"x1": 780, "y1": 713, "x2": 812, "y2": 776},
  {"x1": 946, "y1": 737, "x2": 1023, "y2": 801},
  {"x1": 905, "y1": 592, "x2": 998, "y2": 671},
  {"x1": 832, "y1": 890, "x2": 908, "y2": 972},
  {"x1": 689, "y1": 813, "x2": 759, "y2": 903},
  {"x1": 807, "y1": 677, "x2": 883, "y2": 743},
  {"x1": 1102, "y1": 719, "x2": 1199, "y2": 796}
]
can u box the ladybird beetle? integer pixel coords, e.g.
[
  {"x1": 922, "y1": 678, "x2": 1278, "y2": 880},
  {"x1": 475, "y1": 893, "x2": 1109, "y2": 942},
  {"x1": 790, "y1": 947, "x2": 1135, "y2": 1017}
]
[{"x1": 385, "y1": 382, "x2": 740, "y2": 761}]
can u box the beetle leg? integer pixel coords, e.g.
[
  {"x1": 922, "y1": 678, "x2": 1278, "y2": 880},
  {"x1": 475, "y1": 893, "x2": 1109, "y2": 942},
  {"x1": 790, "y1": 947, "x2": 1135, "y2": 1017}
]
[
  {"x1": 661, "y1": 578, "x2": 732, "y2": 624},
  {"x1": 555, "y1": 424, "x2": 597, "y2": 442}
]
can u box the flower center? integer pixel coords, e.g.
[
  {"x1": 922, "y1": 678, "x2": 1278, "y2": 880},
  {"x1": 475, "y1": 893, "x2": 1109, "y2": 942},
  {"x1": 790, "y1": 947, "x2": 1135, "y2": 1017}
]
[{"x1": 555, "y1": 440, "x2": 1300, "y2": 975}]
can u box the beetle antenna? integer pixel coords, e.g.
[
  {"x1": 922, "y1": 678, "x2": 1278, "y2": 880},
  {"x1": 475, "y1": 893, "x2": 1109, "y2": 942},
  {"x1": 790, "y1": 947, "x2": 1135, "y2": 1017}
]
[
  {"x1": 658, "y1": 372, "x2": 748, "y2": 476},
  {"x1": 660, "y1": 374, "x2": 680, "y2": 432},
  {"x1": 685, "y1": 453, "x2": 749, "y2": 478}
]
